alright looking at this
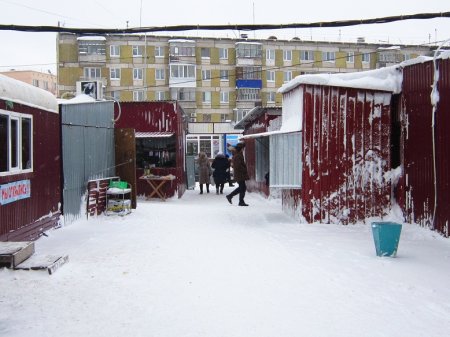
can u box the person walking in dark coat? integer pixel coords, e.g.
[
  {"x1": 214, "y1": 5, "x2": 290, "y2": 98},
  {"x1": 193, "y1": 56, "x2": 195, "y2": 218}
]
[
  {"x1": 211, "y1": 152, "x2": 230, "y2": 194},
  {"x1": 197, "y1": 151, "x2": 211, "y2": 194},
  {"x1": 226, "y1": 142, "x2": 249, "y2": 206}
]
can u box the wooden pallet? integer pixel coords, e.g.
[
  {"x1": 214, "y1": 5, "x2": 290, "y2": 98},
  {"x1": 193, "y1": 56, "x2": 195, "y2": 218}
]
[
  {"x1": 15, "y1": 254, "x2": 69, "y2": 275},
  {"x1": 0, "y1": 241, "x2": 35, "y2": 268}
]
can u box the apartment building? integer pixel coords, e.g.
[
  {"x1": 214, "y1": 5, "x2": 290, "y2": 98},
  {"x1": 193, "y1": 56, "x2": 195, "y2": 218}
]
[
  {"x1": 2, "y1": 70, "x2": 57, "y2": 96},
  {"x1": 57, "y1": 33, "x2": 432, "y2": 124}
]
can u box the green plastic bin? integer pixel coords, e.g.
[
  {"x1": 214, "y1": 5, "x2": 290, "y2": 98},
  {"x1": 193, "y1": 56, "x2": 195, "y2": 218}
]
[
  {"x1": 371, "y1": 222, "x2": 402, "y2": 257},
  {"x1": 109, "y1": 180, "x2": 128, "y2": 189}
]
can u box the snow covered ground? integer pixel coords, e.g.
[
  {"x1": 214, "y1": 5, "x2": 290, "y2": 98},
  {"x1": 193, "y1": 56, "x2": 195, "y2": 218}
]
[{"x1": 1, "y1": 185, "x2": 450, "y2": 337}]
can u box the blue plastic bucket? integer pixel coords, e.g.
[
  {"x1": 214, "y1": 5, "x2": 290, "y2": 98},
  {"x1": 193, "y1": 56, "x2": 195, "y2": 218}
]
[{"x1": 371, "y1": 222, "x2": 402, "y2": 257}]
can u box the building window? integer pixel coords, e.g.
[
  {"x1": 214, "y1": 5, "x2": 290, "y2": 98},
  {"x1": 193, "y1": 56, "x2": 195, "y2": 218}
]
[
  {"x1": 346, "y1": 52, "x2": 355, "y2": 63},
  {"x1": 267, "y1": 91, "x2": 276, "y2": 103},
  {"x1": 220, "y1": 70, "x2": 229, "y2": 81},
  {"x1": 170, "y1": 64, "x2": 195, "y2": 79},
  {"x1": 202, "y1": 91, "x2": 211, "y2": 103},
  {"x1": 219, "y1": 48, "x2": 228, "y2": 59},
  {"x1": 156, "y1": 91, "x2": 165, "y2": 100},
  {"x1": 133, "y1": 68, "x2": 143, "y2": 80},
  {"x1": 155, "y1": 68, "x2": 165, "y2": 80},
  {"x1": 43, "y1": 81, "x2": 49, "y2": 90},
  {"x1": 362, "y1": 53, "x2": 371, "y2": 63},
  {"x1": 155, "y1": 46, "x2": 164, "y2": 57},
  {"x1": 283, "y1": 50, "x2": 292, "y2": 61},
  {"x1": 220, "y1": 91, "x2": 229, "y2": 103},
  {"x1": 178, "y1": 88, "x2": 196, "y2": 101},
  {"x1": 0, "y1": 111, "x2": 33, "y2": 174},
  {"x1": 322, "y1": 51, "x2": 335, "y2": 62},
  {"x1": 220, "y1": 114, "x2": 228, "y2": 122},
  {"x1": 266, "y1": 70, "x2": 275, "y2": 82},
  {"x1": 170, "y1": 45, "x2": 195, "y2": 57},
  {"x1": 237, "y1": 88, "x2": 260, "y2": 101},
  {"x1": 133, "y1": 90, "x2": 144, "y2": 101},
  {"x1": 32, "y1": 79, "x2": 39, "y2": 87},
  {"x1": 238, "y1": 66, "x2": 261, "y2": 80},
  {"x1": 236, "y1": 43, "x2": 262, "y2": 58},
  {"x1": 301, "y1": 50, "x2": 313, "y2": 61},
  {"x1": 84, "y1": 67, "x2": 101, "y2": 79},
  {"x1": 110, "y1": 68, "x2": 121, "y2": 80},
  {"x1": 202, "y1": 69, "x2": 211, "y2": 81},
  {"x1": 78, "y1": 40, "x2": 106, "y2": 55},
  {"x1": 202, "y1": 114, "x2": 212, "y2": 122},
  {"x1": 284, "y1": 71, "x2": 292, "y2": 83},
  {"x1": 110, "y1": 91, "x2": 120, "y2": 100},
  {"x1": 266, "y1": 49, "x2": 275, "y2": 61},
  {"x1": 132, "y1": 45, "x2": 143, "y2": 57},
  {"x1": 201, "y1": 48, "x2": 210, "y2": 58},
  {"x1": 110, "y1": 45, "x2": 120, "y2": 57}
]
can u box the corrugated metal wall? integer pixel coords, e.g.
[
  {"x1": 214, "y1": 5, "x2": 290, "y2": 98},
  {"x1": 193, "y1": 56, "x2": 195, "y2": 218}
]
[
  {"x1": 0, "y1": 102, "x2": 61, "y2": 241},
  {"x1": 401, "y1": 58, "x2": 450, "y2": 236},
  {"x1": 61, "y1": 101, "x2": 115, "y2": 224},
  {"x1": 301, "y1": 85, "x2": 392, "y2": 224}
]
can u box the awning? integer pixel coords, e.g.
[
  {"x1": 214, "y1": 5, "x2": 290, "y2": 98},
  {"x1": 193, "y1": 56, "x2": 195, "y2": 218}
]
[
  {"x1": 135, "y1": 132, "x2": 174, "y2": 138},
  {"x1": 239, "y1": 130, "x2": 301, "y2": 140}
]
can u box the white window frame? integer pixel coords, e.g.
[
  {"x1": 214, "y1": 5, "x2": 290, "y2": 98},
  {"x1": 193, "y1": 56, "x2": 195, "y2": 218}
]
[
  {"x1": 133, "y1": 68, "x2": 143, "y2": 80},
  {"x1": 202, "y1": 69, "x2": 211, "y2": 81},
  {"x1": 155, "y1": 46, "x2": 164, "y2": 57},
  {"x1": 202, "y1": 91, "x2": 211, "y2": 103},
  {"x1": 267, "y1": 70, "x2": 275, "y2": 82},
  {"x1": 84, "y1": 67, "x2": 101, "y2": 79},
  {"x1": 220, "y1": 70, "x2": 229, "y2": 81},
  {"x1": 133, "y1": 90, "x2": 144, "y2": 101},
  {"x1": 346, "y1": 52, "x2": 355, "y2": 63},
  {"x1": 362, "y1": 53, "x2": 371, "y2": 63},
  {"x1": 155, "y1": 68, "x2": 165, "y2": 80},
  {"x1": 132, "y1": 45, "x2": 143, "y2": 57},
  {"x1": 219, "y1": 48, "x2": 228, "y2": 59},
  {"x1": 266, "y1": 49, "x2": 275, "y2": 61},
  {"x1": 267, "y1": 91, "x2": 276, "y2": 103},
  {"x1": 220, "y1": 91, "x2": 229, "y2": 103},
  {"x1": 322, "y1": 51, "x2": 335, "y2": 62},
  {"x1": 110, "y1": 45, "x2": 120, "y2": 57},
  {"x1": 0, "y1": 110, "x2": 33, "y2": 176},
  {"x1": 301, "y1": 50, "x2": 313, "y2": 61},
  {"x1": 283, "y1": 50, "x2": 292, "y2": 61},
  {"x1": 110, "y1": 68, "x2": 121, "y2": 80},
  {"x1": 156, "y1": 91, "x2": 165, "y2": 100},
  {"x1": 284, "y1": 71, "x2": 292, "y2": 83}
]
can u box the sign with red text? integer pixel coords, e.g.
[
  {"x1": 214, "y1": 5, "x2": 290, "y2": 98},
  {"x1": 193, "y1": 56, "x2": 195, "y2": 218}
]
[{"x1": 0, "y1": 180, "x2": 31, "y2": 205}]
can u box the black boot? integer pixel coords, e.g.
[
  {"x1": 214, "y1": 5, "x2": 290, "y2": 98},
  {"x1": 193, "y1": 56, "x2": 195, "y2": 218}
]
[
  {"x1": 199, "y1": 184, "x2": 203, "y2": 194},
  {"x1": 206, "y1": 184, "x2": 210, "y2": 193}
]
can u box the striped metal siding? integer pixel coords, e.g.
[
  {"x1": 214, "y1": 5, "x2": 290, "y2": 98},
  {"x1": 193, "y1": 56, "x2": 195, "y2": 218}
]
[
  {"x1": 300, "y1": 84, "x2": 392, "y2": 224},
  {"x1": 401, "y1": 58, "x2": 450, "y2": 236},
  {"x1": 61, "y1": 101, "x2": 115, "y2": 223},
  {"x1": 0, "y1": 102, "x2": 61, "y2": 241}
]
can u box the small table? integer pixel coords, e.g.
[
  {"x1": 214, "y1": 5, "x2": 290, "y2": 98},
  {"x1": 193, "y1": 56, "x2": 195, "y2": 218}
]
[{"x1": 139, "y1": 175, "x2": 175, "y2": 201}]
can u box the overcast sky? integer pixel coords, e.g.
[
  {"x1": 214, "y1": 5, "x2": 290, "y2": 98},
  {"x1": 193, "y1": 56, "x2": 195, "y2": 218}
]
[{"x1": 0, "y1": 0, "x2": 449, "y2": 73}]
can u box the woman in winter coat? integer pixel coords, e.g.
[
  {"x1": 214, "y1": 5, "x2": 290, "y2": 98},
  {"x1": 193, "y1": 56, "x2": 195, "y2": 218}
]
[
  {"x1": 226, "y1": 142, "x2": 250, "y2": 206},
  {"x1": 197, "y1": 152, "x2": 211, "y2": 194},
  {"x1": 211, "y1": 152, "x2": 230, "y2": 194}
]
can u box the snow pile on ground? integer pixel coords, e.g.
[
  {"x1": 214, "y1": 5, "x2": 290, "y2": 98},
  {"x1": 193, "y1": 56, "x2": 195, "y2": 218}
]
[{"x1": 1, "y1": 186, "x2": 450, "y2": 337}]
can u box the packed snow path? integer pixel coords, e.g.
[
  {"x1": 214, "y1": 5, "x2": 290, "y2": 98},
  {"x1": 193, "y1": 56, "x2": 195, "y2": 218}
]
[{"x1": 1, "y1": 186, "x2": 450, "y2": 337}]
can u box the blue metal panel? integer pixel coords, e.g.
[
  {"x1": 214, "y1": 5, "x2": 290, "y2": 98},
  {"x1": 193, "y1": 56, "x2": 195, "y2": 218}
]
[{"x1": 236, "y1": 79, "x2": 262, "y2": 89}]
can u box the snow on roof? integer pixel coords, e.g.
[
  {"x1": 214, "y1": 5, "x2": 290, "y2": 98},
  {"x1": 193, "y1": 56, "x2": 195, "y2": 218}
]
[
  {"x1": 77, "y1": 36, "x2": 106, "y2": 41},
  {"x1": 278, "y1": 65, "x2": 404, "y2": 95},
  {"x1": 439, "y1": 50, "x2": 450, "y2": 59},
  {"x1": 0, "y1": 74, "x2": 58, "y2": 113},
  {"x1": 168, "y1": 39, "x2": 196, "y2": 44},
  {"x1": 58, "y1": 94, "x2": 97, "y2": 105}
]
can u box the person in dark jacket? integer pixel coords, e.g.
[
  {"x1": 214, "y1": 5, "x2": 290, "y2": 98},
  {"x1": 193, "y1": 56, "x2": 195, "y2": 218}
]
[
  {"x1": 197, "y1": 151, "x2": 211, "y2": 194},
  {"x1": 226, "y1": 142, "x2": 249, "y2": 206},
  {"x1": 211, "y1": 152, "x2": 230, "y2": 194}
]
